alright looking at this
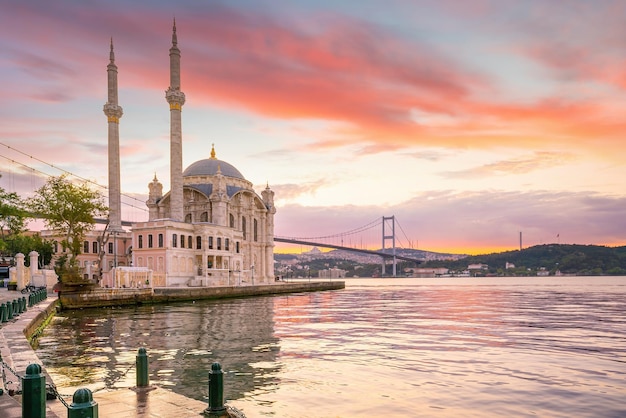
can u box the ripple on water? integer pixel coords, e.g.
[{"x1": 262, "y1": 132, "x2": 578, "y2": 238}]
[{"x1": 36, "y1": 277, "x2": 626, "y2": 418}]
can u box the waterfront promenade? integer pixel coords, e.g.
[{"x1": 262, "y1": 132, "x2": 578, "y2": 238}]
[
  {"x1": 0, "y1": 281, "x2": 344, "y2": 417},
  {"x1": 0, "y1": 287, "x2": 232, "y2": 417}
]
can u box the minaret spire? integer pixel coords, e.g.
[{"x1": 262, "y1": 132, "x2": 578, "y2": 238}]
[
  {"x1": 165, "y1": 19, "x2": 186, "y2": 221},
  {"x1": 109, "y1": 38, "x2": 115, "y2": 63},
  {"x1": 104, "y1": 38, "x2": 124, "y2": 232}
]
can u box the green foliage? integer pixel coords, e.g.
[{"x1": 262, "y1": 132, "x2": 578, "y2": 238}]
[
  {"x1": 421, "y1": 244, "x2": 626, "y2": 276},
  {"x1": 0, "y1": 233, "x2": 54, "y2": 266},
  {"x1": 27, "y1": 175, "x2": 108, "y2": 275},
  {"x1": 0, "y1": 186, "x2": 29, "y2": 237}
]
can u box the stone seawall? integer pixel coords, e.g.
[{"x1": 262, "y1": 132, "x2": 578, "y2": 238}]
[{"x1": 60, "y1": 281, "x2": 345, "y2": 309}]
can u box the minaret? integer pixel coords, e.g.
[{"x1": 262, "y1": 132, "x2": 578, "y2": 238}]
[
  {"x1": 262, "y1": 183, "x2": 276, "y2": 279},
  {"x1": 103, "y1": 38, "x2": 124, "y2": 232},
  {"x1": 165, "y1": 19, "x2": 186, "y2": 221}
]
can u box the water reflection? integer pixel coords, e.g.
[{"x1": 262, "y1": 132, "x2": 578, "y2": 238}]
[
  {"x1": 37, "y1": 297, "x2": 280, "y2": 401},
  {"x1": 37, "y1": 277, "x2": 626, "y2": 418}
]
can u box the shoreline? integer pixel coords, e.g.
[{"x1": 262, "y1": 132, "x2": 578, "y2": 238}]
[{"x1": 59, "y1": 280, "x2": 345, "y2": 309}]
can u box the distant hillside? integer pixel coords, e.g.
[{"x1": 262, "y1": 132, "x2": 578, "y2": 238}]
[
  {"x1": 274, "y1": 247, "x2": 465, "y2": 263},
  {"x1": 421, "y1": 244, "x2": 626, "y2": 275}
]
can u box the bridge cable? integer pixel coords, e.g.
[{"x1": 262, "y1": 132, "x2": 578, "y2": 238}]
[{"x1": 277, "y1": 217, "x2": 381, "y2": 241}]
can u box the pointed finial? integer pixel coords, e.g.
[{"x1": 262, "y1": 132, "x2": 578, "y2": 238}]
[
  {"x1": 172, "y1": 17, "x2": 178, "y2": 46},
  {"x1": 210, "y1": 143, "x2": 216, "y2": 159},
  {"x1": 109, "y1": 37, "x2": 115, "y2": 63},
  {"x1": 153, "y1": 172, "x2": 158, "y2": 181}
]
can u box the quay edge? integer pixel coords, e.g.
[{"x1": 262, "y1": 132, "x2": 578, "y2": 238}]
[{"x1": 59, "y1": 281, "x2": 345, "y2": 309}]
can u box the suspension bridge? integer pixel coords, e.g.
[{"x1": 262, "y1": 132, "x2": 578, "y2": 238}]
[{"x1": 275, "y1": 216, "x2": 422, "y2": 276}]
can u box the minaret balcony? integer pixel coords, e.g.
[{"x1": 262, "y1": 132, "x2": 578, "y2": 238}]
[
  {"x1": 166, "y1": 88, "x2": 186, "y2": 106},
  {"x1": 103, "y1": 103, "x2": 123, "y2": 119}
]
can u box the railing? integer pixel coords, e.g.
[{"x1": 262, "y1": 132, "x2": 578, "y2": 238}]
[{"x1": 0, "y1": 348, "x2": 245, "y2": 417}]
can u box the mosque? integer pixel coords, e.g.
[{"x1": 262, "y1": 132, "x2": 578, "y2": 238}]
[{"x1": 99, "y1": 21, "x2": 276, "y2": 287}]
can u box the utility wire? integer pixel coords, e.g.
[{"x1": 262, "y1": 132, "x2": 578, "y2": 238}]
[{"x1": 0, "y1": 143, "x2": 147, "y2": 212}]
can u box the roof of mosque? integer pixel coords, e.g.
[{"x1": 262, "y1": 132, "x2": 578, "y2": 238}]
[{"x1": 182, "y1": 145, "x2": 245, "y2": 180}]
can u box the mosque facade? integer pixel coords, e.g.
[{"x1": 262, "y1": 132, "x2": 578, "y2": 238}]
[{"x1": 105, "y1": 22, "x2": 276, "y2": 287}]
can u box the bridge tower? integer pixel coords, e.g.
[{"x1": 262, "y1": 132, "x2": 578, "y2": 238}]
[{"x1": 381, "y1": 216, "x2": 397, "y2": 277}]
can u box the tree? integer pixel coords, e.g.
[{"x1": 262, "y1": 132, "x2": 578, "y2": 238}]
[
  {"x1": 28, "y1": 175, "x2": 108, "y2": 279},
  {"x1": 0, "y1": 184, "x2": 28, "y2": 239},
  {"x1": 1, "y1": 234, "x2": 54, "y2": 266}
]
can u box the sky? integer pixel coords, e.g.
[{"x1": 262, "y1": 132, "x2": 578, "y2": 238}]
[{"x1": 0, "y1": 0, "x2": 625, "y2": 255}]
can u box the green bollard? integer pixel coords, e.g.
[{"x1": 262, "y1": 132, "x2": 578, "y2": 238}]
[
  {"x1": 0, "y1": 303, "x2": 5, "y2": 322},
  {"x1": 136, "y1": 347, "x2": 149, "y2": 387},
  {"x1": 7, "y1": 300, "x2": 13, "y2": 320},
  {"x1": 68, "y1": 388, "x2": 98, "y2": 418},
  {"x1": 13, "y1": 299, "x2": 20, "y2": 316},
  {"x1": 204, "y1": 362, "x2": 227, "y2": 417},
  {"x1": 21, "y1": 296, "x2": 27, "y2": 312},
  {"x1": 22, "y1": 363, "x2": 46, "y2": 418}
]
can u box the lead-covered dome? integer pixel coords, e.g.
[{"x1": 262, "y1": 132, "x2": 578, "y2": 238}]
[{"x1": 182, "y1": 145, "x2": 245, "y2": 180}]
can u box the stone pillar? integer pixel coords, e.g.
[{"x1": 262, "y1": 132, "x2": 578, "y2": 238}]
[
  {"x1": 29, "y1": 251, "x2": 39, "y2": 278},
  {"x1": 16, "y1": 253, "x2": 26, "y2": 290}
]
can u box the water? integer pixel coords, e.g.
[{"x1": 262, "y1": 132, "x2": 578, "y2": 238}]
[{"x1": 36, "y1": 277, "x2": 626, "y2": 417}]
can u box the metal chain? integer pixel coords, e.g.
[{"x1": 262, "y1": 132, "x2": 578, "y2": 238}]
[
  {"x1": 1, "y1": 357, "x2": 136, "y2": 406},
  {"x1": 47, "y1": 383, "x2": 71, "y2": 409},
  {"x1": 1, "y1": 359, "x2": 22, "y2": 394},
  {"x1": 1, "y1": 358, "x2": 24, "y2": 380}
]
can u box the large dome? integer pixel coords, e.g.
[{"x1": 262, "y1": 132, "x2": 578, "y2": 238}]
[{"x1": 183, "y1": 158, "x2": 245, "y2": 180}]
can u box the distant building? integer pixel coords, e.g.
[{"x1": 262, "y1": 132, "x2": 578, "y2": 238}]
[
  {"x1": 505, "y1": 262, "x2": 515, "y2": 269},
  {"x1": 468, "y1": 263, "x2": 488, "y2": 270},
  {"x1": 318, "y1": 268, "x2": 346, "y2": 279},
  {"x1": 405, "y1": 267, "x2": 449, "y2": 277}
]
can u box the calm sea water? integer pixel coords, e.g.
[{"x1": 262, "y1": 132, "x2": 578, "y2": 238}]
[{"x1": 36, "y1": 277, "x2": 626, "y2": 417}]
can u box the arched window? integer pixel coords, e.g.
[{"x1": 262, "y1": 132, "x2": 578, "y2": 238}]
[
  {"x1": 185, "y1": 213, "x2": 192, "y2": 223},
  {"x1": 242, "y1": 217, "x2": 247, "y2": 240},
  {"x1": 158, "y1": 234, "x2": 164, "y2": 247},
  {"x1": 172, "y1": 234, "x2": 178, "y2": 248},
  {"x1": 229, "y1": 214, "x2": 235, "y2": 228},
  {"x1": 225, "y1": 238, "x2": 230, "y2": 251},
  {"x1": 138, "y1": 235, "x2": 143, "y2": 249},
  {"x1": 180, "y1": 235, "x2": 185, "y2": 248},
  {"x1": 217, "y1": 237, "x2": 222, "y2": 250},
  {"x1": 254, "y1": 219, "x2": 258, "y2": 242},
  {"x1": 201, "y1": 212, "x2": 208, "y2": 222},
  {"x1": 83, "y1": 241, "x2": 89, "y2": 253},
  {"x1": 188, "y1": 235, "x2": 192, "y2": 249},
  {"x1": 148, "y1": 234, "x2": 153, "y2": 248},
  {"x1": 196, "y1": 236, "x2": 202, "y2": 249},
  {"x1": 208, "y1": 236, "x2": 213, "y2": 249},
  {"x1": 92, "y1": 242, "x2": 98, "y2": 254}
]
